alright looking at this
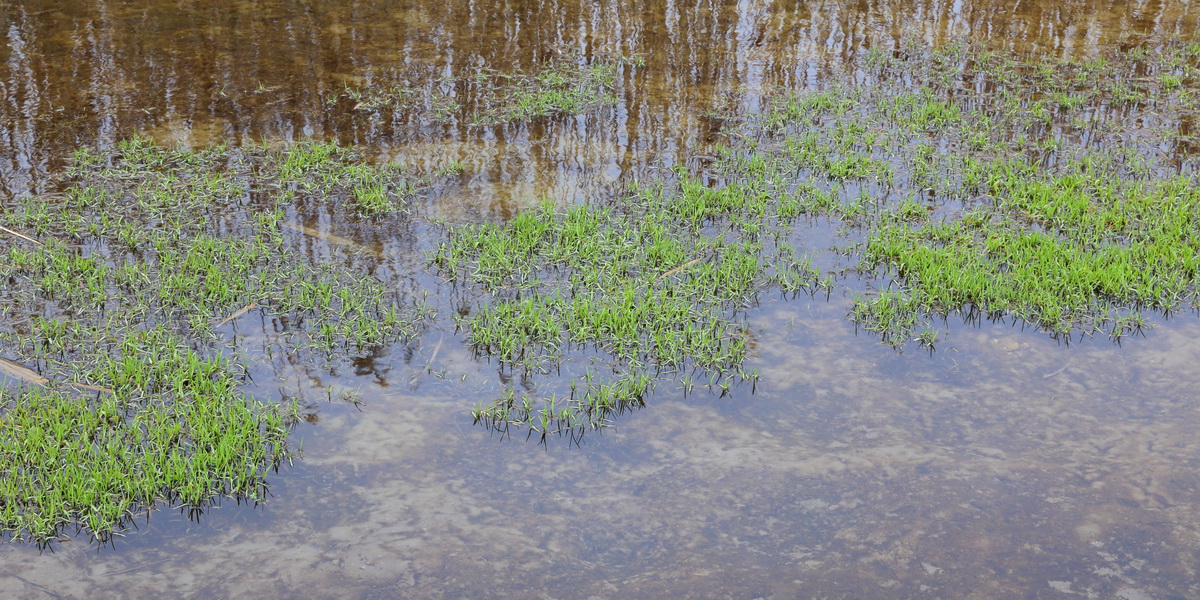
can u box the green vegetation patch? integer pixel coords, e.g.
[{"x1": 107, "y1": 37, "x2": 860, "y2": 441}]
[
  {"x1": 862, "y1": 164, "x2": 1200, "y2": 340},
  {"x1": 335, "y1": 54, "x2": 637, "y2": 126},
  {"x1": 494, "y1": 59, "x2": 623, "y2": 122},
  {"x1": 0, "y1": 137, "x2": 456, "y2": 542},
  {"x1": 433, "y1": 174, "x2": 829, "y2": 439},
  {"x1": 0, "y1": 336, "x2": 292, "y2": 542},
  {"x1": 274, "y1": 139, "x2": 463, "y2": 215},
  {"x1": 700, "y1": 38, "x2": 1200, "y2": 347}
]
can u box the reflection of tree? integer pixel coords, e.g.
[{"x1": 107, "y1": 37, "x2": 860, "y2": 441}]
[{"x1": 0, "y1": 0, "x2": 1195, "y2": 199}]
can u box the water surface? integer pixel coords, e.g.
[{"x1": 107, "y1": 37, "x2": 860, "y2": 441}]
[{"x1": 3, "y1": 0, "x2": 1200, "y2": 598}]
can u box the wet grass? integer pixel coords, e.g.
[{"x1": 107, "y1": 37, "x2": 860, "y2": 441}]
[
  {"x1": 334, "y1": 54, "x2": 636, "y2": 127},
  {"x1": 6, "y1": 34, "x2": 1200, "y2": 535},
  {"x1": 0, "y1": 338, "x2": 293, "y2": 542},
  {"x1": 432, "y1": 35, "x2": 1200, "y2": 440},
  {"x1": 276, "y1": 140, "x2": 463, "y2": 215},
  {"x1": 491, "y1": 59, "x2": 623, "y2": 122},
  {"x1": 0, "y1": 137, "x2": 456, "y2": 542},
  {"x1": 433, "y1": 175, "x2": 824, "y2": 439},
  {"x1": 710, "y1": 37, "x2": 1200, "y2": 347}
]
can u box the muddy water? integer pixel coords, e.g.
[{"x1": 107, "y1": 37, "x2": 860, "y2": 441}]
[
  {"x1": 3, "y1": 0, "x2": 1198, "y2": 203},
  {"x1": 4, "y1": 0, "x2": 1200, "y2": 598}
]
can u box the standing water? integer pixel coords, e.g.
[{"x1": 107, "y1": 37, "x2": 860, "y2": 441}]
[{"x1": 3, "y1": 0, "x2": 1200, "y2": 597}]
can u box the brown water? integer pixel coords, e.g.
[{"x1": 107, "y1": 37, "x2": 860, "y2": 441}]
[{"x1": 4, "y1": 0, "x2": 1200, "y2": 598}]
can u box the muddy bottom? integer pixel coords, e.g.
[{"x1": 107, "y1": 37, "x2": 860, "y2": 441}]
[
  {"x1": 5, "y1": 0, "x2": 1200, "y2": 598},
  {"x1": 3, "y1": 298, "x2": 1199, "y2": 599}
]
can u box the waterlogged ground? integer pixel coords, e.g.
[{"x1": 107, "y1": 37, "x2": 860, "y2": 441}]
[
  {"x1": 4, "y1": 317, "x2": 1200, "y2": 598},
  {"x1": 5, "y1": 0, "x2": 1200, "y2": 598}
]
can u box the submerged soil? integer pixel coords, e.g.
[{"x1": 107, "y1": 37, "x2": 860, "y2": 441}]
[{"x1": 3, "y1": 0, "x2": 1200, "y2": 598}]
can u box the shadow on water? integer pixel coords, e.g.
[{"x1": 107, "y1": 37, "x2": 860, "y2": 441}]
[{"x1": 3, "y1": 0, "x2": 1200, "y2": 598}]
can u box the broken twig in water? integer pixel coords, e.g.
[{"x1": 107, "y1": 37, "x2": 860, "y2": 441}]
[
  {"x1": 215, "y1": 302, "x2": 259, "y2": 328},
  {"x1": 64, "y1": 381, "x2": 116, "y2": 394},
  {"x1": 1043, "y1": 357, "x2": 1073, "y2": 379},
  {"x1": 410, "y1": 334, "x2": 446, "y2": 385},
  {"x1": 0, "y1": 357, "x2": 49, "y2": 386},
  {"x1": 0, "y1": 225, "x2": 43, "y2": 247},
  {"x1": 281, "y1": 222, "x2": 380, "y2": 256},
  {"x1": 657, "y1": 257, "x2": 703, "y2": 280}
]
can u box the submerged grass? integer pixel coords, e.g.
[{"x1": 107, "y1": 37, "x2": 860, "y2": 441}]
[
  {"x1": 496, "y1": 59, "x2": 623, "y2": 122},
  {"x1": 717, "y1": 37, "x2": 1200, "y2": 347},
  {"x1": 336, "y1": 53, "x2": 637, "y2": 127},
  {"x1": 436, "y1": 35, "x2": 1200, "y2": 439},
  {"x1": 434, "y1": 174, "x2": 825, "y2": 438},
  {"x1": 6, "y1": 33, "x2": 1200, "y2": 535},
  {"x1": 0, "y1": 137, "x2": 455, "y2": 542}
]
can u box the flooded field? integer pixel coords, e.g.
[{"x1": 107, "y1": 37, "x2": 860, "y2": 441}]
[{"x1": 3, "y1": 0, "x2": 1200, "y2": 598}]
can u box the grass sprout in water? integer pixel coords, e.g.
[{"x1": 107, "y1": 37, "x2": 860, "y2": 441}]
[
  {"x1": 714, "y1": 38, "x2": 1200, "y2": 346},
  {"x1": 5, "y1": 37, "x2": 1200, "y2": 523},
  {"x1": 0, "y1": 137, "x2": 458, "y2": 542},
  {"x1": 335, "y1": 53, "x2": 637, "y2": 127},
  {"x1": 433, "y1": 177, "x2": 827, "y2": 439},
  {"x1": 437, "y1": 36, "x2": 1200, "y2": 438}
]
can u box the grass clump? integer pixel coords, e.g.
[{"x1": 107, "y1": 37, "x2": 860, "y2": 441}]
[
  {"x1": 274, "y1": 140, "x2": 463, "y2": 216},
  {"x1": 861, "y1": 165, "x2": 1200, "y2": 339},
  {"x1": 434, "y1": 174, "x2": 825, "y2": 438},
  {"x1": 339, "y1": 83, "x2": 461, "y2": 121},
  {"x1": 498, "y1": 60, "x2": 621, "y2": 121},
  {"x1": 0, "y1": 339, "x2": 294, "y2": 543},
  {"x1": 334, "y1": 54, "x2": 636, "y2": 128},
  {"x1": 705, "y1": 37, "x2": 1200, "y2": 348},
  {"x1": 0, "y1": 136, "x2": 452, "y2": 542},
  {"x1": 471, "y1": 369, "x2": 654, "y2": 440}
]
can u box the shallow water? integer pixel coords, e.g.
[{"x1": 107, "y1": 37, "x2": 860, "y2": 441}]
[
  {"x1": 4, "y1": 0, "x2": 1200, "y2": 598},
  {"x1": 6, "y1": 312, "x2": 1200, "y2": 598}
]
